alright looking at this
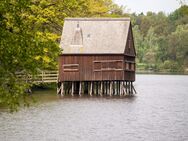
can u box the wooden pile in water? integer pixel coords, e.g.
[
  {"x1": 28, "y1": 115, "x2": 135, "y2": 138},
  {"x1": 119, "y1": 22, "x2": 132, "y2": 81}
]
[{"x1": 57, "y1": 81, "x2": 136, "y2": 96}]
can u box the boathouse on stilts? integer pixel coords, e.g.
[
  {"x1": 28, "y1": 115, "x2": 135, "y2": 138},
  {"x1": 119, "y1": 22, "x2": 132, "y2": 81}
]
[{"x1": 57, "y1": 18, "x2": 136, "y2": 96}]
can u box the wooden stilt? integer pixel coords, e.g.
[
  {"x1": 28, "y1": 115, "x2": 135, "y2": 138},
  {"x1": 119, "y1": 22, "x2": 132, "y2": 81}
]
[
  {"x1": 112, "y1": 81, "x2": 114, "y2": 95},
  {"x1": 60, "y1": 82, "x2": 64, "y2": 96},
  {"x1": 130, "y1": 82, "x2": 133, "y2": 95},
  {"x1": 90, "y1": 81, "x2": 93, "y2": 96},
  {"x1": 132, "y1": 84, "x2": 137, "y2": 94},
  {"x1": 123, "y1": 81, "x2": 127, "y2": 96},
  {"x1": 127, "y1": 81, "x2": 129, "y2": 95},
  {"x1": 103, "y1": 81, "x2": 105, "y2": 95},
  {"x1": 120, "y1": 81, "x2": 122, "y2": 96},
  {"x1": 108, "y1": 81, "x2": 110, "y2": 96},
  {"x1": 71, "y1": 82, "x2": 74, "y2": 96},
  {"x1": 128, "y1": 81, "x2": 131, "y2": 95},
  {"x1": 109, "y1": 81, "x2": 112, "y2": 96},
  {"x1": 79, "y1": 82, "x2": 82, "y2": 96},
  {"x1": 125, "y1": 81, "x2": 127, "y2": 94},
  {"x1": 100, "y1": 81, "x2": 103, "y2": 96},
  {"x1": 114, "y1": 81, "x2": 117, "y2": 95}
]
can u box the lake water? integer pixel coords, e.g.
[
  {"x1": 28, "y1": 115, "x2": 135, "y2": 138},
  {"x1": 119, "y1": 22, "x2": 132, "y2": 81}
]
[{"x1": 0, "y1": 74, "x2": 188, "y2": 141}]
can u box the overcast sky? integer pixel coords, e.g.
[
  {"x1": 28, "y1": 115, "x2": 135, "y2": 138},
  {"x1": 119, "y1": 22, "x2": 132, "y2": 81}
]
[{"x1": 114, "y1": 0, "x2": 188, "y2": 14}]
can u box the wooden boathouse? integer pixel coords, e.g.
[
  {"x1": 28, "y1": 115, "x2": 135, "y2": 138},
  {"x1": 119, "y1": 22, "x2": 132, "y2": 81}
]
[{"x1": 57, "y1": 18, "x2": 136, "y2": 96}]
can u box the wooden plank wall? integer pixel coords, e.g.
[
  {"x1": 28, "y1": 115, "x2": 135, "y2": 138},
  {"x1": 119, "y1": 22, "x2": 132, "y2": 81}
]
[{"x1": 59, "y1": 55, "x2": 135, "y2": 82}]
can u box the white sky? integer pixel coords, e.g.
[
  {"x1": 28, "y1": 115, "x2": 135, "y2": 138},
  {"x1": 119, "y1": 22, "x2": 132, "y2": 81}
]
[{"x1": 114, "y1": 0, "x2": 188, "y2": 14}]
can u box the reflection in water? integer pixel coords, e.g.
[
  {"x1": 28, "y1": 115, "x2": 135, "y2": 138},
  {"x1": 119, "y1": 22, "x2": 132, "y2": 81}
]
[{"x1": 0, "y1": 74, "x2": 188, "y2": 141}]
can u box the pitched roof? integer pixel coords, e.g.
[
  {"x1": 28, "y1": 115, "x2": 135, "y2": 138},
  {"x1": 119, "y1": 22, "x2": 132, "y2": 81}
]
[{"x1": 60, "y1": 18, "x2": 131, "y2": 54}]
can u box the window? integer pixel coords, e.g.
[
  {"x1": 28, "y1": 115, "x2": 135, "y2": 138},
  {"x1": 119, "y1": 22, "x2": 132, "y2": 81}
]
[
  {"x1": 125, "y1": 60, "x2": 135, "y2": 71},
  {"x1": 63, "y1": 64, "x2": 79, "y2": 72},
  {"x1": 93, "y1": 60, "x2": 123, "y2": 71}
]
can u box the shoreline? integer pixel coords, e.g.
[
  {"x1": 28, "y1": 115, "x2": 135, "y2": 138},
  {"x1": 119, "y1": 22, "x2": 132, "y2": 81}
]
[{"x1": 136, "y1": 70, "x2": 188, "y2": 75}]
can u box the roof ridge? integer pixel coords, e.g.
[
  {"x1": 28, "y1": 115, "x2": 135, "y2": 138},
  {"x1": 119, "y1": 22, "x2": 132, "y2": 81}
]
[{"x1": 65, "y1": 17, "x2": 130, "y2": 21}]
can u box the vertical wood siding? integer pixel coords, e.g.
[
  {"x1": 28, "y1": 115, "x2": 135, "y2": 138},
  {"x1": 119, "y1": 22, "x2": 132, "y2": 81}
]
[{"x1": 59, "y1": 55, "x2": 135, "y2": 82}]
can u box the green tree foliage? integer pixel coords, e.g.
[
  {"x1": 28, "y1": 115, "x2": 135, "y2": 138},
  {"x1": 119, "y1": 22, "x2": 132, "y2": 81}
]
[
  {"x1": 168, "y1": 24, "x2": 188, "y2": 64},
  {"x1": 0, "y1": 0, "x2": 61, "y2": 111},
  {"x1": 133, "y1": 25, "x2": 145, "y2": 62},
  {"x1": 132, "y1": 5, "x2": 188, "y2": 72}
]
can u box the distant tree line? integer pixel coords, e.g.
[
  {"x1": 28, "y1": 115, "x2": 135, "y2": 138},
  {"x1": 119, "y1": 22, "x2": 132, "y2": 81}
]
[{"x1": 131, "y1": 5, "x2": 188, "y2": 72}]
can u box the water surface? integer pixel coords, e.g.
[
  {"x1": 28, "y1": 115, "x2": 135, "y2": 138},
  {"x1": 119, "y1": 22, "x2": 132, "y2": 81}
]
[{"x1": 0, "y1": 74, "x2": 188, "y2": 141}]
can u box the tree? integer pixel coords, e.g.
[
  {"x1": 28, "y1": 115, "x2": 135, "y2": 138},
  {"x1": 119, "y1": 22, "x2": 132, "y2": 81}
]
[
  {"x1": 142, "y1": 27, "x2": 159, "y2": 65},
  {"x1": 133, "y1": 25, "x2": 145, "y2": 63},
  {"x1": 168, "y1": 24, "x2": 188, "y2": 66},
  {"x1": 0, "y1": 0, "x2": 125, "y2": 111},
  {"x1": 0, "y1": 0, "x2": 62, "y2": 111}
]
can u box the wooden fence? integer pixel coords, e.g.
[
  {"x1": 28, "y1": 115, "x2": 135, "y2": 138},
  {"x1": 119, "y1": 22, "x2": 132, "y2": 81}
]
[{"x1": 16, "y1": 70, "x2": 58, "y2": 84}]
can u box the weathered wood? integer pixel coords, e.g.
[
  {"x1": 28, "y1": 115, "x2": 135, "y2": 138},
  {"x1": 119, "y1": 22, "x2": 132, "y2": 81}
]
[
  {"x1": 109, "y1": 81, "x2": 112, "y2": 96},
  {"x1": 123, "y1": 81, "x2": 127, "y2": 95},
  {"x1": 60, "y1": 82, "x2": 64, "y2": 96},
  {"x1": 59, "y1": 55, "x2": 135, "y2": 82},
  {"x1": 17, "y1": 70, "x2": 58, "y2": 84},
  {"x1": 58, "y1": 80, "x2": 136, "y2": 96},
  {"x1": 90, "y1": 82, "x2": 93, "y2": 96},
  {"x1": 125, "y1": 81, "x2": 128, "y2": 94},
  {"x1": 132, "y1": 84, "x2": 137, "y2": 94},
  {"x1": 120, "y1": 82, "x2": 122, "y2": 96},
  {"x1": 71, "y1": 82, "x2": 74, "y2": 96},
  {"x1": 130, "y1": 82, "x2": 133, "y2": 95},
  {"x1": 79, "y1": 82, "x2": 82, "y2": 96},
  {"x1": 100, "y1": 81, "x2": 103, "y2": 96}
]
